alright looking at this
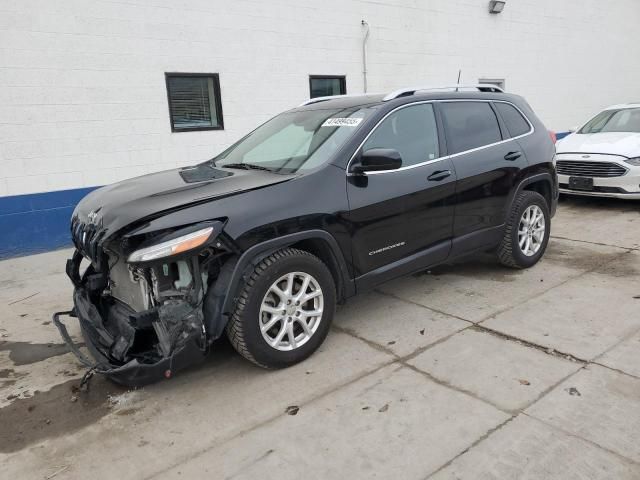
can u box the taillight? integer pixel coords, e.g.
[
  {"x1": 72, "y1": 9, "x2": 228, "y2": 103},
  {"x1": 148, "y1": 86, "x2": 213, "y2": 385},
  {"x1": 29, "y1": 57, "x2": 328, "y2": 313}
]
[{"x1": 548, "y1": 130, "x2": 557, "y2": 143}]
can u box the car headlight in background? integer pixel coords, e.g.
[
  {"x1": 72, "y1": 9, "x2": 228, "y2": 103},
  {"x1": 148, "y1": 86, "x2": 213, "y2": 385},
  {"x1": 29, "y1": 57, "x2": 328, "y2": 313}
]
[
  {"x1": 624, "y1": 157, "x2": 640, "y2": 166},
  {"x1": 127, "y1": 226, "x2": 214, "y2": 263}
]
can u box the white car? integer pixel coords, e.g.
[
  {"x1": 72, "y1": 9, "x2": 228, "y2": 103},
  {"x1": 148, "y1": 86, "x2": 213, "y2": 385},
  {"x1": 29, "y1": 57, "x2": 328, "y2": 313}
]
[{"x1": 555, "y1": 103, "x2": 640, "y2": 199}]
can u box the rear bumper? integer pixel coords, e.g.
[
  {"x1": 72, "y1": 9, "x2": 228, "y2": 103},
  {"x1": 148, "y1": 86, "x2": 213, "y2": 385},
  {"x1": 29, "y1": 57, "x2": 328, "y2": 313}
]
[{"x1": 53, "y1": 250, "x2": 207, "y2": 387}]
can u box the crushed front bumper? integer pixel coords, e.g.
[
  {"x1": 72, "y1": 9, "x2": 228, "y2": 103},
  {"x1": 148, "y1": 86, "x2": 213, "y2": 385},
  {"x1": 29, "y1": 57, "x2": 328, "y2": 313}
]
[{"x1": 53, "y1": 250, "x2": 207, "y2": 387}]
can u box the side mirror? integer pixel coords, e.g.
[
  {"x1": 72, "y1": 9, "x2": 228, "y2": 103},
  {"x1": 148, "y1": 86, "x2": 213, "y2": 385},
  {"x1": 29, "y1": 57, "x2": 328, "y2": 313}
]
[
  {"x1": 352, "y1": 148, "x2": 402, "y2": 174},
  {"x1": 569, "y1": 126, "x2": 578, "y2": 133}
]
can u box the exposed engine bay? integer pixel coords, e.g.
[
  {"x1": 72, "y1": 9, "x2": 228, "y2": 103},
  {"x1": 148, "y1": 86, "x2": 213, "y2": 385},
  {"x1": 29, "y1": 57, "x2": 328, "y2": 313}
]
[
  {"x1": 54, "y1": 218, "x2": 237, "y2": 386},
  {"x1": 106, "y1": 255, "x2": 208, "y2": 360}
]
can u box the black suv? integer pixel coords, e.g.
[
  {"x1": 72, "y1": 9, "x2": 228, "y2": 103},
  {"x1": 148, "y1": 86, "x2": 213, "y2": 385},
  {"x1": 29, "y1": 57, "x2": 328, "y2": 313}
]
[{"x1": 54, "y1": 85, "x2": 557, "y2": 386}]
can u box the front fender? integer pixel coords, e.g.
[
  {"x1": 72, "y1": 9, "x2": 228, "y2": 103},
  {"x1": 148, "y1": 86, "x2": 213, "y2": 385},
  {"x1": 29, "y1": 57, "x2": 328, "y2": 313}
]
[{"x1": 203, "y1": 229, "x2": 353, "y2": 340}]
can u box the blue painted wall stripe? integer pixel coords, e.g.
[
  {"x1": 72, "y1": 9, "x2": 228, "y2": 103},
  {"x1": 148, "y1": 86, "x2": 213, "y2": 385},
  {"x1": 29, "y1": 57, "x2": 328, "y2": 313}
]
[{"x1": 0, "y1": 186, "x2": 99, "y2": 259}]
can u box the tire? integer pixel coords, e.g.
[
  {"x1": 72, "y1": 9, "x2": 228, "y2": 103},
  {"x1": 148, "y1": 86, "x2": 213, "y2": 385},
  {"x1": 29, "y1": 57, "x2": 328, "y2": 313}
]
[
  {"x1": 225, "y1": 247, "x2": 336, "y2": 368},
  {"x1": 498, "y1": 190, "x2": 550, "y2": 269}
]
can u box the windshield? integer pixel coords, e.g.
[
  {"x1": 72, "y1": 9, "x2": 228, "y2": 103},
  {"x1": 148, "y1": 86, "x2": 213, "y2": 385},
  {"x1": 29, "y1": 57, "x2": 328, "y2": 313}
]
[
  {"x1": 579, "y1": 108, "x2": 640, "y2": 134},
  {"x1": 213, "y1": 106, "x2": 376, "y2": 173}
]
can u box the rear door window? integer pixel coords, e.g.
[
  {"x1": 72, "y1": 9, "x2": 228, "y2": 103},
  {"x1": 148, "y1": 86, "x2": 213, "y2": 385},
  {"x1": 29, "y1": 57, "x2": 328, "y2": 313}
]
[
  {"x1": 494, "y1": 102, "x2": 531, "y2": 137},
  {"x1": 440, "y1": 102, "x2": 502, "y2": 154}
]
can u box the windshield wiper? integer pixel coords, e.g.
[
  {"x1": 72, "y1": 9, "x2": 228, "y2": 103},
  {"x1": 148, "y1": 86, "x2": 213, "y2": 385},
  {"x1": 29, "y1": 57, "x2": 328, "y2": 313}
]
[{"x1": 221, "y1": 163, "x2": 273, "y2": 172}]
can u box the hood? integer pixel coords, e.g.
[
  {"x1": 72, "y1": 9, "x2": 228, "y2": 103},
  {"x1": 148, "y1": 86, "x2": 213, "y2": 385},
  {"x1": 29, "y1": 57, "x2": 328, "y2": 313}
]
[
  {"x1": 557, "y1": 132, "x2": 640, "y2": 158},
  {"x1": 73, "y1": 164, "x2": 294, "y2": 240}
]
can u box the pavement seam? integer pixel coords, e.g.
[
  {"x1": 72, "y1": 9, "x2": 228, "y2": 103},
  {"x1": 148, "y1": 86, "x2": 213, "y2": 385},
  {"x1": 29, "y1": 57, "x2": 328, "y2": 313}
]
[
  {"x1": 375, "y1": 245, "x2": 632, "y2": 330},
  {"x1": 221, "y1": 448, "x2": 277, "y2": 480},
  {"x1": 336, "y1": 302, "x2": 636, "y2": 415},
  {"x1": 470, "y1": 324, "x2": 589, "y2": 364},
  {"x1": 422, "y1": 362, "x2": 639, "y2": 479},
  {"x1": 400, "y1": 360, "x2": 512, "y2": 415},
  {"x1": 522, "y1": 413, "x2": 640, "y2": 467},
  {"x1": 369, "y1": 286, "x2": 593, "y2": 368},
  {"x1": 144, "y1": 354, "x2": 399, "y2": 479},
  {"x1": 333, "y1": 259, "x2": 640, "y2": 476},
  {"x1": 550, "y1": 234, "x2": 639, "y2": 252},
  {"x1": 594, "y1": 322, "x2": 640, "y2": 358},
  {"x1": 333, "y1": 324, "x2": 509, "y2": 414},
  {"x1": 476, "y1": 247, "x2": 633, "y2": 325},
  {"x1": 591, "y1": 362, "x2": 640, "y2": 381},
  {"x1": 337, "y1": 246, "x2": 638, "y2": 427},
  {"x1": 515, "y1": 364, "x2": 587, "y2": 413},
  {"x1": 423, "y1": 414, "x2": 518, "y2": 479},
  {"x1": 403, "y1": 333, "x2": 588, "y2": 416},
  {"x1": 395, "y1": 324, "x2": 473, "y2": 363},
  {"x1": 331, "y1": 324, "x2": 401, "y2": 359},
  {"x1": 373, "y1": 288, "x2": 474, "y2": 324},
  {"x1": 417, "y1": 348, "x2": 640, "y2": 476},
  {"x1": 7, "y1": 292, "x2": 40, "y2": 306}
]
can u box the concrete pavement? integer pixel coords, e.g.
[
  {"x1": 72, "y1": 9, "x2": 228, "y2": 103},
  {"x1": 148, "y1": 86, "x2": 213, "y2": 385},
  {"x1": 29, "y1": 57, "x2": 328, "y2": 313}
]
[{"x1": 1, "y1": 195, "x2": 639, "y2": 479}]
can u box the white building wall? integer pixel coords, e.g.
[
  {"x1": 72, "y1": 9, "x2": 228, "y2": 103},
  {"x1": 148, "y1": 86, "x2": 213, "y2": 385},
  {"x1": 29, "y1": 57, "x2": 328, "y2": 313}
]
[{"x1": 1, "y1": 0, "x2": 639, "y2": 197}]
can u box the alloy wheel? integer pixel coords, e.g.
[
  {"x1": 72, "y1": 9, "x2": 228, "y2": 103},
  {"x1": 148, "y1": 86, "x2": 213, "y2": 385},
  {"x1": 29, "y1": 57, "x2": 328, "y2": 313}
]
[
  {"x1": 518, "y1": 205, "x2": 545, "y2": 256},
  {"x1": 259, "y1": 272, "x2": 324, "y2": 351}
]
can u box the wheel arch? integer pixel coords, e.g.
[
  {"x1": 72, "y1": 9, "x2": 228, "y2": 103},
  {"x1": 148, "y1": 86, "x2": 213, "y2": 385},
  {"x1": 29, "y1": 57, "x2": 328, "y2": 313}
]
[
  {"x1": 204, "y1": 230, "x2": 354, "y2": 340},
  {"x1": 523, "y1": 178, "x2": 552, "y2": 208},
  {"x1": 505, "y1": 172, "x2": 556, "y2": 223}
]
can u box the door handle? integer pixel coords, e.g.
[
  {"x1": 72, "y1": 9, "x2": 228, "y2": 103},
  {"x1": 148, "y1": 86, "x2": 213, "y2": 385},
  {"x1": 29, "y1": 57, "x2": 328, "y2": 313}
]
[
  {"x1": 427, "y1": 170, "x2": 452, "y2": 182},
  {"x1": 504, "y1": 151, "x2": 522, "y2": 161}
]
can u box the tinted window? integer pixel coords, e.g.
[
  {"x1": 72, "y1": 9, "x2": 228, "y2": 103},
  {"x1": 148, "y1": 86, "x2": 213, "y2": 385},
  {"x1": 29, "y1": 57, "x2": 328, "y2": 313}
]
[
  {"x1": 495, "y1": 102, "x2": 530, "y2": 137},
  {"x1": 166, "y1": 74, "x2": 223, "y2": 131},
  {"x1": 309, "y1": 76, "x2": 346, "y2": 98},
  {"x1": 440, "y1": 102, "x2": 502, "y2": 154},
  {"x1": 362, "y1": 104, "x2": 439, "y2": 167}
]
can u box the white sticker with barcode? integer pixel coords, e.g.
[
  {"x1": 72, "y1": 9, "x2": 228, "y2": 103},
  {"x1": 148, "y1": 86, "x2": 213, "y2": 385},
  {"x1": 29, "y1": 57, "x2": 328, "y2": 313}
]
[{"x1": 321, "y1": 117, "x2": 363, "y2": 127}]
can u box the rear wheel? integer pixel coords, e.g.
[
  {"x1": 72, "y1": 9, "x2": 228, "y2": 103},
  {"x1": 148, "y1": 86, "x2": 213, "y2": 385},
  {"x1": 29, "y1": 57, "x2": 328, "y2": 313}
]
[
  {"x1": 498, "y1": 190, "x2": 550, "y2": 268},
  {"x1": 226, "y1": 248, "x2": 336, "y2": 368}
]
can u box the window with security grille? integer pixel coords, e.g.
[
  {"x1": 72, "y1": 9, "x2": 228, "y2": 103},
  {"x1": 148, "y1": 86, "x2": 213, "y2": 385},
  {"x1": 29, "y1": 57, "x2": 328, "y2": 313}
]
[{"x1": 165, "y1": 73, "x2": 224, "y2": 132}]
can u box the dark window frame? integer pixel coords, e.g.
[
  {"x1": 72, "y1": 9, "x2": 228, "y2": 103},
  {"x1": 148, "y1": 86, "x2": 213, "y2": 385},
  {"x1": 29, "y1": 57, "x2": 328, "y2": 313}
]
[
  {"x1": 165, "y1": 72, "x2": 224, "y2": 133},
  {"x1": 493, "y1": 101, "x2": 531, "y2": 138},
  {"x1": 309, "y1": 75, "x2": 347, "y2": 98}
]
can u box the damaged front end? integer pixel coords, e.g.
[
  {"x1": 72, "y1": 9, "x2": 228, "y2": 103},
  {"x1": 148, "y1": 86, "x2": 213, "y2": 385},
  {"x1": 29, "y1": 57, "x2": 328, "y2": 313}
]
[{"x1": 54, "y1": 218, "x2": 235, "y2": 386}]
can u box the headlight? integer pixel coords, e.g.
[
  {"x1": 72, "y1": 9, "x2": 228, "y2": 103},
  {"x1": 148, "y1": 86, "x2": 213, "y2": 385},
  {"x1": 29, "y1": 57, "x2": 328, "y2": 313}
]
[
  {"x1": 624, "y1": 157, "x2": 640, "y2": 166},
  {"x1": 127, "y1": 226, "x2": 214, "y2": 263}
]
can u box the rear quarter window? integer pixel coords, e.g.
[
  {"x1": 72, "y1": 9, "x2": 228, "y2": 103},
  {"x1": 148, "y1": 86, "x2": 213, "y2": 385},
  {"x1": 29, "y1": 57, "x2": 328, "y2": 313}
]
[
  {"x1": 494, "y1": 102, "x2": 531, "y2": 137},
  {"x1": 440, "y1": 102, "x2": 502, "y2": 154}
]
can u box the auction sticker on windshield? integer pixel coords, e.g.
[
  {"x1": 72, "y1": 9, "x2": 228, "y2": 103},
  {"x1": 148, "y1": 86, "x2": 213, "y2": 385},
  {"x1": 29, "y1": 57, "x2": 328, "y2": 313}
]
[{"x1": 321, "y1": 117, "x2": 363, "y2": 127}]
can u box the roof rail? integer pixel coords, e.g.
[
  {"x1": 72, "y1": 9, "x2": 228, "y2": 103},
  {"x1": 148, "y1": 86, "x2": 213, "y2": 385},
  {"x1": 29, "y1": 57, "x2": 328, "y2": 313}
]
[{"x1": 383, "y1": 84, "x2": 504, "y2": 101}]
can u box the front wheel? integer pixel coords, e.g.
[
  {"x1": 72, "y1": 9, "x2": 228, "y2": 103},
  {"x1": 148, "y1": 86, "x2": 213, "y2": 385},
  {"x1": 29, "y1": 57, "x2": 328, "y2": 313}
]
[
  {"x1": 225, "y1": 248, "x2": 336, "y2": 368},
  {"x1": 498, "y1": 190, "x2": 550, "y2": 268}
]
